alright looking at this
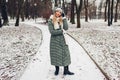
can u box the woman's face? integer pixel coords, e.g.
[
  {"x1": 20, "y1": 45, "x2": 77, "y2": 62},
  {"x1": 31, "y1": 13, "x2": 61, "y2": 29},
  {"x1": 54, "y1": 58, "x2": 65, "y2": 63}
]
[{"x1": 55, "y1": 11, "x2": 61, "y2": 18}]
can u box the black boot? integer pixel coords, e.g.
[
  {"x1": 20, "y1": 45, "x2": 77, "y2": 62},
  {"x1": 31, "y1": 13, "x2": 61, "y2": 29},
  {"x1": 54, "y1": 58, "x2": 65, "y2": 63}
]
[
  {"x1": 64, "y1": 66, "x2": 74, "y2": 75},
  {"x1": 54, "y1": 66, "x2": 59, "y2": 75}
]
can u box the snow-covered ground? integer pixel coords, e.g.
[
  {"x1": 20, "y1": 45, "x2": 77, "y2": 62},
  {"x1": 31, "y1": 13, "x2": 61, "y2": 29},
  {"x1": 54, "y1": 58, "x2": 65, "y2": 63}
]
[
  {"x1": 68, "y1": 19, "x2": 120, "y2": 80},
  {"x1": 0, "y1": 24, "x2": 42, "y2": 80},
  {"x1": 1, "y1": 18, "x2": 120, "y2": 80}
]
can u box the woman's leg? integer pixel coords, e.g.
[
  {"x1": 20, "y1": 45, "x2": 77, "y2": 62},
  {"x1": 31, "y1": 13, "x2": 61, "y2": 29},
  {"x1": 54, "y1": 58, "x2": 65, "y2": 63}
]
[
  {"x1": 64, "y1": 66, "x2": 74, "y2": 75},
  {"x1": 55, "y1": 66, "x2": 59, "y2": 75}
]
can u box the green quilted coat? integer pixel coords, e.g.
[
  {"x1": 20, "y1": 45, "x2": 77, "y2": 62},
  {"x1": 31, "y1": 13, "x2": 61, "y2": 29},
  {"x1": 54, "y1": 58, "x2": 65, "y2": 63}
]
[{"x1": 48, "y1": 18, "x2": 71, "y2": 66}]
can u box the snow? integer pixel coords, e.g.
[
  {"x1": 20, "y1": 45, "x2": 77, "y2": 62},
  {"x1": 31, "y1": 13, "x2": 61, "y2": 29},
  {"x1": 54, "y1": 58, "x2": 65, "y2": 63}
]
[
  {"x1": 0, "y1": 24, "x2": 42, "y2": 80},
  {"x1": 95, "y1": 0, "x2": 102, "y2": 8},
  {"x1": 68, "y1": 19, "x2": 120, "y2": 80},
  {"x1": 1, "y1": 18, "x2": 120, "y2": 80},
  {"x1": 19, "y1": 21, "x2": 106, "y2": 80}
]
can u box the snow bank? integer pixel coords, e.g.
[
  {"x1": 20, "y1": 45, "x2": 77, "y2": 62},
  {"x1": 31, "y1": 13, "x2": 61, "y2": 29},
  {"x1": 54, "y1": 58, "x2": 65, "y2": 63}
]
[{"x1": 0, "y1": 24, "x2": 42, "y2": 80}]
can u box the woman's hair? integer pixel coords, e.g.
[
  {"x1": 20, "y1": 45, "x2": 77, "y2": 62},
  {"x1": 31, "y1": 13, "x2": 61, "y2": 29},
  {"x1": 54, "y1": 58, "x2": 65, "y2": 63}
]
[{"x1": 52, "y1": 13, "x2": 63, "y2": 25}]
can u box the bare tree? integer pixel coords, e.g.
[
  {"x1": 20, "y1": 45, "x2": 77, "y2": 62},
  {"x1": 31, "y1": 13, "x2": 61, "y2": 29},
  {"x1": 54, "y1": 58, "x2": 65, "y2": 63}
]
[
  {"x1": 42, "y1": 0, "x2": 52, "y2": 22},
  {"x1": 62, "y1": 0, "x2": 65, "y2": 12},
  {"x1": 114, "y1": 0, "x2": 119, "y2": 22},
  {"x1": 84, "y1": 0, "x2": 88, "y2": 22},
  {"x1": 107, "y1": 0, "x2": 111, "y2": 26},
  {"x1": 15, "y1": 0, "x2": 24, "y2": 26},
  {"x1": 1, "y1": 0, "x2": 9, "y2": 26},
  {"x1": 110, "y1": 0, "x2": 114, "y2": 25},
  {"x1": 21, "y1": 2, "x2": 25, "y2": 22},
  {"x1": 104, "y1": 0, "x2": 108, "y2": 22},
  {"x1": 55, "y1": 0, "x2": 58, "y2": 7},
  {"x1": 75, "y1": 0, "x2": 83, "y2": 28},
  {"x1": 70, "y1": 0, "x2": 75, "y2": 24},
  {"x1": 24, "y1": 0, "x2": 30, "y2": 19}
]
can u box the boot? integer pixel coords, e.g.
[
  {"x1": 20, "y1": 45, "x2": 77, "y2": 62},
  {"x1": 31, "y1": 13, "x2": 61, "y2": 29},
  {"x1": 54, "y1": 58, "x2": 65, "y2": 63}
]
[
  {"x1": 54, "y1": 66, "x2": 59, "y2": 75},
  {"x1": 63, "y1": 66, "x2": 74, "y2": 75}
]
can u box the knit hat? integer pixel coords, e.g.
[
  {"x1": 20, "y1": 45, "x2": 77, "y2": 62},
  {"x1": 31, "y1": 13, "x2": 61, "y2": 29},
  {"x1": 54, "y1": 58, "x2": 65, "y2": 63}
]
[{"x1": 55, "y1": 8, "x2": 63, "y2": 13}]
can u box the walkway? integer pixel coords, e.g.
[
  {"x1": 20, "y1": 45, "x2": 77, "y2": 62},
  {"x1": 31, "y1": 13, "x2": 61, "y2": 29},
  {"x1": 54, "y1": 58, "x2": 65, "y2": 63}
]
[{"x1": 20, "y1": 22, "x2": 106, "y2": 80}]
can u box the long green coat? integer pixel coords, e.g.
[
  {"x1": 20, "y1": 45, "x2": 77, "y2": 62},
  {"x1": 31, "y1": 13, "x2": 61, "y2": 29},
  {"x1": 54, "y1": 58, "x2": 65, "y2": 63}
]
[{"x1": 48, "y1": 17, "x2": 71, "y2": 66}]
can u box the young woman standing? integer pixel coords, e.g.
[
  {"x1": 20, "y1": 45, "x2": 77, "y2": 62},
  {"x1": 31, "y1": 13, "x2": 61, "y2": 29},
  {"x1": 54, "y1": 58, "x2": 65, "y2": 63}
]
[{"x1": 48, "y1": 8, "x2": 74, "y2": 76}]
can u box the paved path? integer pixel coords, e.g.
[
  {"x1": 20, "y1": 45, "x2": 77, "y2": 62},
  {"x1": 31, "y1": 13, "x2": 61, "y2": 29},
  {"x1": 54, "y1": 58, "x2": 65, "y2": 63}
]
[{"x1": 20, "y1": 23, "x2": 106, "y2": 80}]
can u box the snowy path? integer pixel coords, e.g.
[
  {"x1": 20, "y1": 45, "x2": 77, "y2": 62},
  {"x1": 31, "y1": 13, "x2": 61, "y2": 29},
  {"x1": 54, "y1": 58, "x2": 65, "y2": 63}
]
[{"x1": 20, "y1": 23, "x2": 106, "y2": 80}]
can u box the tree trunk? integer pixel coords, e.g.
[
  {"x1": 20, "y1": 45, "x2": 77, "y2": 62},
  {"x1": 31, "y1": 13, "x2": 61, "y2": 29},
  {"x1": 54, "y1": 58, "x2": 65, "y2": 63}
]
[
  {"x1": 84, "y1": 0, "x2": 88, "y2": 22},
  {"x1": 21, "y1": 11, "x2": 25, "y2": 22},
  {"x1": 108, "y1": 0, "x2": 111, "y2": 26},
  {"x1": 55, "y1": 0, "x2": 58, "y2": 7},
  {"x1": 15, "y1": 6, "x2": 20, "y2": 26},
  {"x1": 104, "y1": 0, "x2": 107, "y2": 22},
  {"x1": 76, "y1": 11, "x2": 80, "y2": 28},
  {"x1": 70, "y1": 0, "x2": 75, "y2": 24},
  {"x1": 110, "y1": 0, "x2": 114, "y2": 25},
  {"x1": 25, "y1": 0, "x2": 30, "y2": 19},
  {"x1": 62, "y1": 0, "x2": 66, "y2": 14},
  {"x1": 75, "y1": 0, "x2": 83, "y2": 28},
  {"x1": 1, "y1": 0, "x2": 9, "y2": 26},
  {"x1": 15, "y1": 0, "x2": 23, "y2": 26},
  {"x1": 114, "y1": 0, "x2": 119, "y2": 22},
  {"x1": 21, "y1": 2, "x2": 25, "y2": 22}
]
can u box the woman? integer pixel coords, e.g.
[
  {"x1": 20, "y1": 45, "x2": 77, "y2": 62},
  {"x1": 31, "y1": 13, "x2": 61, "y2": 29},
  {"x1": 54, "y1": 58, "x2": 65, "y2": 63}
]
[{"x1": 48, "y1": 8, "x2": 74, "y2": 76}]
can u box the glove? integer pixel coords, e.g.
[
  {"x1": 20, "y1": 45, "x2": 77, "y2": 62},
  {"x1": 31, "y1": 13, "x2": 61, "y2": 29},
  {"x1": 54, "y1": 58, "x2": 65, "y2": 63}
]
[{"x1": 61, "y1": 12, "x2": 65, "y2": 17}]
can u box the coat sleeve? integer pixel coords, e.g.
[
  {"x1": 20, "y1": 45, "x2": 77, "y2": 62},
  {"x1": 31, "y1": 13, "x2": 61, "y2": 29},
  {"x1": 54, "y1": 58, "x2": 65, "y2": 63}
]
[
  {"x1": 63, "y1": 18, "x2": 68, "y2": 30},
  {"x1": 48, "y1": 20, "x2": 63, "y2": 36}
]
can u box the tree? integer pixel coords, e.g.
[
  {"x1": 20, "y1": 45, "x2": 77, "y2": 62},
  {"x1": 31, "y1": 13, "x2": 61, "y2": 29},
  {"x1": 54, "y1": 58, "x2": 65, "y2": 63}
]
[
  {"x1": 70, "y1": 0, "x2": 75, "y2": 24},
  {"x1": 107, "y1": 0, "x2": 111, "y2": 26},
  {"x1": 114, "y1": 0, "x2": 119, "y2": 22},
  {"x1": 15, "y1": 0, "x2": 24, "y2": 26},
  {"x1": 75, "y1": 0, "x2": 83, "y2": 28},
  {"x1": 110, "y1": 0, "x2": 114, "y2": 25},
  {"x1": 104, "y1": 0, "x2": 108, "y2": 22},
  {"x1": 55, "y1": 0, "x2": 58, "y2": 7},
  {"x1": 8, "y1": 0, "x2": 16, "y2": 19},
  {"x1": 20, "y1": 2, "x2": 25, "y2": 22},
  {"x1": 1, "y1": 0, "x2": 9, "y2": 26},
  {"x1": 24, "y1": 0, "x2": 30, "y2": 19},
  {"x1": 42, "y1": 0, "x2": 52, "y2": 22},
  {"x1": 62, "y1": 0, "x2": 66, "y2": 13},
  {"x1": 107, "y1": 0, "x2": 115, "y2": 26},
  {"x1": 84, "y1": 0, "x2": 88, "y2": 22}
]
